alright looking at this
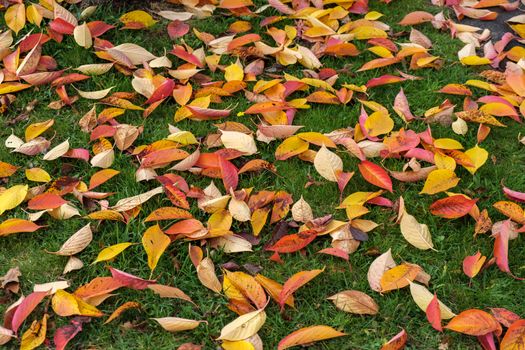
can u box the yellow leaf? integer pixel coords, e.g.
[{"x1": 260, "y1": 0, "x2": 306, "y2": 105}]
[
  {"x1": 399, "y1": 209, "x2": 435, "y2": 250},
  {"x1": 0, "y1": 184, "x2": 28, "y2": 215},
  {"x1": 120, "y1": 10, "x2": 157, "y2": 28},
  {"x1": 166, "y1": 131, "x2": 198, "y2": 145},
  {"x1": 364, "y1": 111, "x2": 394, "y2": 137},
  {"x1": 20, "y1": 314, "x2": 47, "y2": 350},
  {"x1": 225, "y1": 62, "x2": 244, "y2": 82},
  {"x1": 52, "y1": 290, "x2": 104, "y2": 317},
  {"x1": 368, "y1": 45, "x2": 393, "y2": 58},
  {"x1": 0, "y1": 82, "x2": 31, "y2": 94},
  {"x1": 207, "y1": 209, "x2": 232, "y2": 236},
  {"x1": 434, "y1": 153, "x2": 456, "y2": 171},
  {"x1": 92, "y1": 242, "x2": 133, "y2": 264},
  {"x1": 73, "y1": 22, "x2": 92, "y2": 48},
  {"x1": 420, "y1": 169, "x2": 460, "y2": 195},
  {"x1": 350, "y1": 26, "x2": 387, "y2": 40},
  {"x1": 142, "y1": 225, "x2": 170, "y2": 272},
  {"x1": 222, "y1": 340, "x2": 255, "y2": 350},
  {"x1": 251, "y1": 207, "x2": 269, "y2": 236},
  {"x1": 5, "y1": 3, "x2": 26, "y2": 35},
  {"x1": 218, "y1": 309, "x2": 266, "y2": 341},
  {"x1": 313, "y1": 145, "x2": 343, "y2": 182},
  {"x1": 460, "y1": 56, "x2": 490, "y2": 66},
  {"x1": 275, "y1": 136, "x2": 309, "y2": 160},
  {"x1": 434, "y1": 138, "x2": 463, "y2": 150},
  {"x1": 25, "y1": 119, "x2": 54, "y2": 142},
  {"x1": 26, "y1": 4, "x2": 42, "y2": 27},
  {"x1": 380, "y1": 263, "x2": 421, "y2": 292},
  {"x1": 364, "y1": 11, "x2": 383, "y2": 20},
  {"x1": 197, "y1": 256, "x2": 222, "y2": 293},
  {"x1": 464, "y1": 145, "x2": 488, "y2": 174},
  {"x1": 409, "y1": 282, "x2": 456, "y2": 319},
  {"x1": 25, "y1": 168, "x2": 51, "y2": 182},
  {"x1": 153, "y1": 317, "x2": 203, "y2": 332}
]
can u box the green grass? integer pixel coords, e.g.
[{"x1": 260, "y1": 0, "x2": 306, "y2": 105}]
[{"x1": 1, "y1": 0, "x2": 525, "y2": 349}]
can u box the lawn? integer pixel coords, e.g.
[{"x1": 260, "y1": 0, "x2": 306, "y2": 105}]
[{"x1": 1, "y1": 0, "x2": 525, "y2": 349}]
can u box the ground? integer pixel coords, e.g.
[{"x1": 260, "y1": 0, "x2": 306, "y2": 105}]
[{"x1": 1, "y1": 0, "x2": 525, "y2": 349}]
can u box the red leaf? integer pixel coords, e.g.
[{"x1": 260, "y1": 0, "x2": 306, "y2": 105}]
[
  {"x1": 87, "y1": 21, "x2": 115, "y2": 37},
  {"x1": 54, "y1": 317, "x2": 90, "y2": 350},
  {"x1": 27, "y1": 193, "x2": 67, "y2": 210},
  {"x1": 429, "y1": 195, "x2": 478, "y2": 219},
  {"x1": 493, "y1": 219, "x2": 521, "y2": 278},
  {"x1": 358, "y1": 160, "x2": 393, "y2": 192},
  {"x1": 145, "y1": 79, "x2": 175, "y2": 104},
  {"x1": 167, "y1": 20, "x2": 190, "y2": 39},
  {"x1": 267, "y1": 230, "x2": 317, "y2": 254},
  {"x1": 49, "y1": 18, "x2": 75, "y2": 35},
  {"x1": 490, "y1": 308, "x2": 521, "y2": 328},
  {"x1": 477, "y1": 332, "x2": 497, "y2": 350},
  {"x1": 11, "y1": 291, "x2": 48, "y2": 333},
  {"x1": 366, "y1": 75, "x2": 406, "y2": 89},
  {"x1": 317, "y1": 247, "x2": 349, "y2": 260},
  {"x1": 219, "y1": 156, "x2": 238, "y2": 191},
  {"x1": 425, "y1": 293, "x2": 442, "y2": 332},
  {"x1": 170, "y1": 45, "x2": 203, "y2": 67},
  {"x1": 52, "y1": 73, "x2": 90, "y2": 87},
  {"x1": 109, "y1": 268, "x2": 156, "y2": 290}
]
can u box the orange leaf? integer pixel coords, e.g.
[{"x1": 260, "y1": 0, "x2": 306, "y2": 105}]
[
  {"x1": 500, "y1": 319, "x2": 525, "y2": 350},
  {"x1": 104, "y1": 301, "x2": 140, "y2": 324},
  {"x1": 267, "y1": 230, "x2": 317, "y2": 254},
  {"x1": 88, "y1": 169, "x2": 120, "y2": 190},
  {"x1": 144, "y1": 207, "x2": 193, "y2": 222},
  {"x1": 381, "y1": 329, "x2": 407, "y2": 350},
  {"x1": 278, "y1": 325, "x2": 346, "y2": 350},
  {"x1": 278, "y1": 268, "x2": 324, "y2": 309},
  {"x1": 358, "y1": 160, "x2": 393, "y2": 192},
  {"x1": 0, "y1": 219, "x2": 42, "y2": 237},
  {"x1": 445, "y1": 309, "x2": 502, "y2": 336},
  {"x1": 462, "y1": 251, "x2": 486, "y2": 278},
  {"x1": 27, "y1": 193, "x2": 67, "y2": 210},
  {"x1": 399, "y1": 11, "x2": 435, "y2": 25}
]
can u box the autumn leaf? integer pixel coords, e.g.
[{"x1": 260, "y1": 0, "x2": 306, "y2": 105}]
[
  {"x1": 92, "y1": 242, "x2": 134, "y2": 264},
  {"x1": 278, "y1": 325, "x2": 346, "y2": 350},
  {"x1": 142, "y1": 225, "x2": 170, "y2": 272},
  {"x1": 462, "y1": 251, "x2": 486, "y2": 278},
  {"x1": 358, "y1": 161, "x2": 393, "y2": 192},
  {"x1": 279, "y1": 268, "x2": 324, "y2": 308},
  {"x1": 445, "y1": 309, "x2": 502, "y2": 336},
  {"x1": 217, "y1": 309, "x2": 266, "y2": 341},
  {"x1": 380, "y1": 263, "x2": 421, "y2": 292},
  {"x1": 327, "y1": 290, "x2": 379, "y2": 315}
]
